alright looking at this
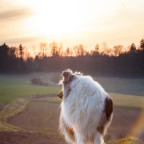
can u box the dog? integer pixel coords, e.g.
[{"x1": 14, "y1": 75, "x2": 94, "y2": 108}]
[{"x1": 58, "y1": 69, "x2": 113, "y2": 144}]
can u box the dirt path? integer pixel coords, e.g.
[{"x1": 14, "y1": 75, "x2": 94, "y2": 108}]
[
  {"x1": 8, "y1": 101, "x2": 60, "y2": 133},
  {"x1": 6, "y1": 96, "x2": 143, "y2": 143},
  {"x1": 0, "y1": 131, "x2": 66, "y2": 144}
]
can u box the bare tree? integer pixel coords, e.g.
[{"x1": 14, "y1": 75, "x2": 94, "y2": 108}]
[
  {"x1": 113, "y1": 45, "x2": 123, "y2": 56},
  {"x1": 40, "y1": 43, "x2": 47, "y2": 57},
  {"x1": 50, "y1": 41, "x2": 59, "y2": 56},
  {"x1": 91, "y1": 44, "x2": 99, "y2": 56}
]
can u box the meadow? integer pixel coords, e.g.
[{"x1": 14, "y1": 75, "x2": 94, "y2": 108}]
[
  {"x1": 0, "y1": 73, "x2": 144, "y2": 107},
  {"x1": 0, "y1": 73, "x2": 144, "y2": 144},
  {"x1": 0, "y1": 73, "x2": 60, "y2": 108}
]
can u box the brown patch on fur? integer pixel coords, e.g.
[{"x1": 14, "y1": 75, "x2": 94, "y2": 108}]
[
  {"x1": 62, "y1": 70, "x2": 75, "y2": 85},
  {"x1": 68, "y1": 128, "x2": 74, "y2": 136},
  {"x1": 104, "y1": 97, "x2": 113, "y2": 120},
  {"x1": 60, "y1": 117, "x2": 75, "y2": 143},
  {"x1": 97, "y1": 126, "x2": 104, "y2": 136},
  {"x1": 97, "y1": 97, "x2": 113, "y2": 135}
]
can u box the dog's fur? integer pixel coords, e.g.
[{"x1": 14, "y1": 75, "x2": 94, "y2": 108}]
[{"x1": 59, "y1": 69, "x2": 113, "y2": 144}]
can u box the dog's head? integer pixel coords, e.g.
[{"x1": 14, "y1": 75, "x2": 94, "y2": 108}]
[
  {"x1": 62, "y1": 69, "x2": 75, "y2": 86},
  {"x1": 58, "y1": 69, "x2": 82, "y2": 99}
]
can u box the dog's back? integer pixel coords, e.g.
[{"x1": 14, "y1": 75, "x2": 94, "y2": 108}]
[{"x1": 59, "y1": 70, "x2": 113, "y2": 144}]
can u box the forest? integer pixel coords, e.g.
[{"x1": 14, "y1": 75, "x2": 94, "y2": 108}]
[{"x1": 0, "y1": 38, "x2": 144, "y2": 76}]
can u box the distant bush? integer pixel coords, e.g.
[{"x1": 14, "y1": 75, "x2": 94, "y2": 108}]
[{"x1": 31, "y1": 78, "x2": 49, "y2": 86}]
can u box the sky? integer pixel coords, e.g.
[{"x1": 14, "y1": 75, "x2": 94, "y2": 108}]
[{"x1": 0, "y1": 0, "x2": 144, "y2": 52}]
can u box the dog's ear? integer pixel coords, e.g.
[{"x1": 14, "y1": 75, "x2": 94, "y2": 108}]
[
  {"x1": 62, "y1": 69, "x2": 73, "y2": 78},
  {"x1": 61, "y1": 69, "x2": 75, "y2": 85},
  {"x1": 62, "y1": 71, "x2": 70, "y2": 78}
]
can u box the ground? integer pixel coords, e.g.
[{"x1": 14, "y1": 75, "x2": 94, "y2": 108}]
[
  {"x1": 0, "y1": 131, "x2": 66, "y2": 144},
  {"x1": 0, "y1": 100, "x2": 143, "y2": 144},
  {"x1": 0, "y1": 74, "x2": 144, "y2": 144},
  {"x1": 6, "y1": 95, "x2": 144, "y2": 143}
]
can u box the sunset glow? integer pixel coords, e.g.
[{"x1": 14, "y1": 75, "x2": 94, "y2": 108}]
[
  {"x1": 23, "y1": 0, "x2": 123, "y2": 38},
  {"x1": 0, "y1": 1, "x2": 144, "y2": 141},
  {"x1": 0, "y1": 0, "x2": 144, "y2": 50}
]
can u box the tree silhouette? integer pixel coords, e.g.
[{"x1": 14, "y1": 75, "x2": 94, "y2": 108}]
[
  {"x1": 0, "y1": 38, "x2": 144, "y2": 76},
  {"x1": 130, "y1": 43, "x2": 136, "y2": 53},
  {"x1": 140, "y1": 38, "x2": 144, "y2": 50},
  {"x1": 0, "y1": 43, "x2": 9, "y2": 59},
  {"x1": 9, "y1": 47, "x2": 16, "y2": 59},
  {"x1": 91, "y1": 44, "x2": 99, "y2": 56},
  {"x1": 58, "y1": 43, "x2": 63, "y2": 57},
  {"x1": 65, "y1": 47, "x2": 70, "y2": 56},
  {"x1": 19, "y1": 44, "x2": 24, "y2": 60},
  {"x1": 73, "y1": 45, "x2": 86, "y2": 56},
  {"x1": 50, "y1": 41, "x2": 59, "y2": 57},
  {"x1": 40, "y1": 43, "x2": 47, "y2": 56},
  {"x1": 113, "y1": 45, "x2": 123, "y2": 56}
]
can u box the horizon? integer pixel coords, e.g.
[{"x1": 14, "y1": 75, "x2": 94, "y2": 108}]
[{"x1": 0, "y1": 0, "x2": 144, "y2": 51}]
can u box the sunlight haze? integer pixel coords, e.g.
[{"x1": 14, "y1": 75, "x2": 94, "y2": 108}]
[{"x1": 0, "y1": 0, "x2": 144, "y2": 51}]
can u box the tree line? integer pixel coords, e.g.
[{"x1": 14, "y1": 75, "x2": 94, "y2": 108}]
[{"x1": 0, "y1": 38, "x2": 144, "y2": 76}]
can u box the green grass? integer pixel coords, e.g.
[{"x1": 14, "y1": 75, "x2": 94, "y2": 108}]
[
  {"x1": 0, "y1": 74, "x2": 144, "y2": 142},
  {"x1": 33, "y1": 97, "x2": 61, "y2": 103},
  {"x1": 0, "y1": 97, "x2": 29, "y2": 132},
  {"x1": 0, "y1": 74, "x2": 61, "y2": 132},
  {"x1": 0, "y1": 74, "x2": 144, "y2": 109},
  {"x1": 35, "y1": 93, "x2": 144, "y2": 109},
  {"x1": 94, "y1": 76, "x2": 144, "y2": 96},
  {"x1": 0, "y1": 74, "x2": 144, "y2": 106},
  {"x1": 110, "y1": 93, "x2": 144, "y2": 109},
  {"x1": 106, "y1": 137, "x2": 144, "y2": 144},
  {"x1": 0, "y1": 75, "x2": 60, "y2": 106}
]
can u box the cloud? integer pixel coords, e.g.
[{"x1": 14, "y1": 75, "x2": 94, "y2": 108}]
[{"x1": 0, "y1": 8, "x2": 33, "y2": 21}]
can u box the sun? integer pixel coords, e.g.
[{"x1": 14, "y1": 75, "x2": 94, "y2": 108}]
[
  {"x1": 22, "y1": 0, "x2": 121, "y2": 40},
  {"x1": 24, "y1": 0, "x2": 86, "y2": 38}
]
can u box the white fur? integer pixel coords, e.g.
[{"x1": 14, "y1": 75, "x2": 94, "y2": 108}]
[{"x1": 59, "y1": 73, "x2": 112, "y2": 144}]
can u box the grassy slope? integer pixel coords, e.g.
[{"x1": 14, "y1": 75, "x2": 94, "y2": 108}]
[
  {"x1": 107, "y1": 137, "x2": 144, "y2": 144},
  {"x1": 0, "y1": 73, "x2": 144, "y2": 103},
  {"x1": 0, "y1": 75, "x2": 60, "y2": 106},
  {"x1": 0, "y1": 74, "x2": 60, "y2": 131},
  {"x1": 0, "y1": 74, "x2": 144, "y2": 108},
  {"x1": 0, "y1": 74, "x2": 144, "y2": 143},
  {"x1": 0, "y1": 98, "x2": 29, "y2": 132},
  {"x1": 110, "y1": 93, "x2": 144, "y2": 109},
  {"x1": 37, "y1": 94, "x2": 144, "y2": 109},
  {"x1": 94, "y1": 76, "x2": 144, "y2": 96}
]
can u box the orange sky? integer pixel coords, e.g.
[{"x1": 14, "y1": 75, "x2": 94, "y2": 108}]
[{"x1": 0, "y1": 0, "x2": 144, "y2": 51}]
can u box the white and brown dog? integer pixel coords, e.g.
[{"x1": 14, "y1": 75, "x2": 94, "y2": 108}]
[{"x1": 58, "y1": 69, "x2": 113, "y2": 144}]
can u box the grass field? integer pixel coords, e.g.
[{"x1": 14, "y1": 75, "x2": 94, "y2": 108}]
[
  {"x1": 94, "y1": 76, "x2": 144, "y2": 96},
  {"x1": 0, "y1": 73, "x2": 144, "y2": 110},
  {"x1": 0, "y1": 73, "x2": 61, "y2": 132},
  {"x1": 0, "y1": 73, "x2": 144, "y2": 143},
  {"x1": 0, "y1": 74, "x2": 60, "y2": 107},
  {"x1": 0, "y1": 74, "x2": 144, "y2": 126}
]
